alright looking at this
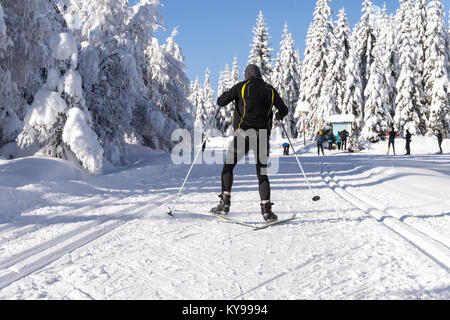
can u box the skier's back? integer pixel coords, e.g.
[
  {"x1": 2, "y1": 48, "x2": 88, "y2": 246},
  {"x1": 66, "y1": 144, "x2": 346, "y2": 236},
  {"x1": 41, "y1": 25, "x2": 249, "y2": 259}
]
[{"x1": 211, "y1": 64, "x2": 289, "y2": 223}]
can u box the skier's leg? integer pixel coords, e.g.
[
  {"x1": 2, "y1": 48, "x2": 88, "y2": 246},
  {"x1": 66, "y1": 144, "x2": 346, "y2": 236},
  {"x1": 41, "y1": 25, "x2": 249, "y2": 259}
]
[
  {"x1": 212, "y1": 135, "x2": 246, "y2": 215},
  {"x1": 250, "y1": 130, "x2": 277, "y2": 222}
]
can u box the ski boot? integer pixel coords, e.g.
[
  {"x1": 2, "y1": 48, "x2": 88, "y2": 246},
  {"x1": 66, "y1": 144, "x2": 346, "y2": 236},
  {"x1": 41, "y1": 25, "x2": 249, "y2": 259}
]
[
  {"x1": 210, "y1": 193, "x2": 231, "y2": 216},
  {"x1": 261, "y1": 202, "x2": 278, "y2": 223}
]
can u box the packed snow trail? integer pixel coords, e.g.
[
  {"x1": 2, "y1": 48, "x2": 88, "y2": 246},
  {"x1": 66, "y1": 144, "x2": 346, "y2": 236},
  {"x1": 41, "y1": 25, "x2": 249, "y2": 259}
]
[{"x1": 0, "y1": 142, "x2": 449, "y2": 299}]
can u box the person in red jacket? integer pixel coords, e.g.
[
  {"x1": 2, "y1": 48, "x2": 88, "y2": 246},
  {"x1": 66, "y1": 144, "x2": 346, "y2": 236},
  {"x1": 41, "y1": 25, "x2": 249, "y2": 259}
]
[{"x1": 386, "y1": 127, "x2": 400, "y2": 155}]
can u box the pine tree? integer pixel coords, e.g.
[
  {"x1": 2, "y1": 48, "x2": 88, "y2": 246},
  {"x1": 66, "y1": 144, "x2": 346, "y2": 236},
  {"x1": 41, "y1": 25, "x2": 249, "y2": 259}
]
[
  {"x1": 361, "y1": 30, "x2": 392, "y2": 142},
  {"x1": 394, "y1": 0, "x2": 427, "y2": 135},
  {"x1": 413, "y1": 0, "x2": 429, "y2": 97},
  {"x1": 0, "y1": 2, "x2": 21, "y2": 146},
  {"x1": 230, "y1": 56, "x2": 241, "y2": 86},
  {"x1": 248, "y1": 11, "x2": 273, "y2": 81},
  {"x1": 190, "y1": 77, "x2": 207, "y2": 132},
  {"x1": 202, "y1": 68, "x2": 216, "y2": 132},
  {"x1": 342, "y1": 0, "x2": 378, "y2": 144},
  {"x1": 424, "y1": 0, "x2": 450, "y2": 135},
  {"x1": 377, "y1": 7, "x2": 399, "y2": 119},
  {"x1": 272, "y1": 23, "x2": 301, "y2": 138},
  {"x1": 299, "y1": 0, "x2": 334, "y2": 136},
  {"x1": 332, "y1": 8, "x2": 351, "y2": 114}
]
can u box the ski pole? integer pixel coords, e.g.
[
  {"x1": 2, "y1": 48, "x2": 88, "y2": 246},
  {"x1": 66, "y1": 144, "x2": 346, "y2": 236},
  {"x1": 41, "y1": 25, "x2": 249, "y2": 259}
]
[
  {"x1": 168, "y1": 108, "x2": 222, "y2": 217},
  {"x1": 280, "y1": 122, "x2": 321, "y2": 202}
]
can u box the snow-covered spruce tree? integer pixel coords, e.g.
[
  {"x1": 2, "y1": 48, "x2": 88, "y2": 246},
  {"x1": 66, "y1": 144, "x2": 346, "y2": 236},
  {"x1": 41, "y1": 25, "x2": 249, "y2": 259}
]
[
  {"x1": 190, "y1": 77, "x2": 207, "y2": 132},
  {"x1": 424, "y1": 0, "x2": 450, "y2": 135},
  {"x1": 0, "y1": 0, "x2": 65, "y2": 150},
  {"x1": 203, "y1": 68, "x2": 216, "y2": 119},
  {"x1": 216, "y1": 64, "x2": 232, "y2": 135},
  {"x1": 299, "y1": 0, "x2": 333, "y2": 136},
  {"x1": 332, "y1": 8, "x2": 351, "y2": 115},
  {"x1": 317, "y1": 8, "x2": 351, "y2": 130},
  {"x1": 62, "y1": 0, "x2": 138, "y2": 165},
  {"x1": 142, "y1": 29, "x2": 194, "y2": 150},
  {"x1": 248, "y1": 11, "x2": 273, "y2": 81},
  {"x1": 413, "y1": 0, "x2": 429, "y2": 117},
  {"x1": 394, "y1": 0, "x2": 427, "y2": 135},
  {"x1": 17, "y1": 31, "x2": 104, "y2": 174},
  {"x1": 230, "y1": 56, "x2": 241, "y2": 86},
  {"x1": 377, "y1": 7, "x2": 400, "y2": 119},
  {"x1": 361, "y1": 32, "x2": 392, "y2": 142},
  {"x1": 342, "y1": 0, "x2": 378, "y2": 145},
  {"x1": 0, "y1": 2, "x2": 21, "y2": 147},
  {"x1": 271, "y1": 23, "x2": 301, "y2": 138}
]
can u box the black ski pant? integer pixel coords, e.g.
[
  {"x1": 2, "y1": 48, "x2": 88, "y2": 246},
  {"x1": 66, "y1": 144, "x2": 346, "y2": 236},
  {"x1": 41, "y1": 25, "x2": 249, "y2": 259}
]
[
  {"x1": 221, "y1": 130, "x2": 271, "y2": 201},
  {"x1": 406, "y1": 141, "x2": 411, "y2": 155},
  {"x1": 388, "y1": 140, "x2": 396, "y2": 154},
  {"x1": 317, "y1": 143, "x2": 324, "y2": 156}
]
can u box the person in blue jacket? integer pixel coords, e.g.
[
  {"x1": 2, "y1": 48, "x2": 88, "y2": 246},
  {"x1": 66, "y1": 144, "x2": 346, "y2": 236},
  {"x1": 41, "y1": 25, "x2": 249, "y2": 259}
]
[
  {"x1": 315, "y1": 130, "x2": 325, "y2": 156},
  {"x1": 282, "y1": 142, "x2": 290, "y2": 156}
]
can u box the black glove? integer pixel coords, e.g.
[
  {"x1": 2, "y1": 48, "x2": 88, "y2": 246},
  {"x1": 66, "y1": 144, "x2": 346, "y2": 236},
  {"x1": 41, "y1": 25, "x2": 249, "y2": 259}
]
[{"x1": 275, "y1": 111, "x2": 284, "y2": 121}]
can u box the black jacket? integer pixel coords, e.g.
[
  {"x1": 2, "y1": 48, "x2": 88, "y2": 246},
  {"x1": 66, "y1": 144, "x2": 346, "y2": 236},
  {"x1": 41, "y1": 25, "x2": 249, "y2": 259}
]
[{"x1": 217, "y1": 77, "x2": 289, "y2": 131}]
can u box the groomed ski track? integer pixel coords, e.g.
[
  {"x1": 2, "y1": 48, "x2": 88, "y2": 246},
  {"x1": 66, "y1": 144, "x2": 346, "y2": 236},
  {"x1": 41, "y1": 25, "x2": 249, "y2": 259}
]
[{"x1": 0, "y1": 145, "x2": 449, "y2": 299}]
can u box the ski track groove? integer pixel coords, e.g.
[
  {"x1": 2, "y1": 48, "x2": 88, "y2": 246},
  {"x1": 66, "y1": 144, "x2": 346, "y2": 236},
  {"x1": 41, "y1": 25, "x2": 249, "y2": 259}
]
[
  {"x1": 0, "y1": 198, "x2": 136, "y2": 247},
  {"x1": 0, "y1": 194, "x2": 176, "y2": 291},
  {"x1": 328, "y1": 172, "x2": 450, "y2": 249},
  {"x1": 320, "y1": 162, "x2": 450, "y2": 272}
]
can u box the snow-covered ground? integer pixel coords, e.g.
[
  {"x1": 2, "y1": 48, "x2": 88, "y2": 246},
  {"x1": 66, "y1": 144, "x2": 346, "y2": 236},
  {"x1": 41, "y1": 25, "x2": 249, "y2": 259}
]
[{"x1": 0, "y1": 136, "x2": 449, "y2": 300}]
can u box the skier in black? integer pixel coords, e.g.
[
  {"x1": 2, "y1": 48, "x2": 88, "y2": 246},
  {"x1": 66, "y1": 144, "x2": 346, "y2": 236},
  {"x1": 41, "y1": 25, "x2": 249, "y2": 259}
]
[
  {"x1": 210, "y1": 64, "x2": 289, "y2": 223},
  {"x1": 437, "y1": 130, "x2": 443, "y2": 154},
  {"x1": 404, "y1": 129, "x2": 412, "y2": 155},
  {"x1": 387, "y1": 127, "x2": 399, "y2": 155},
  {"x1": 340, "y1": 129, "x2": 349, "y2": 151}
]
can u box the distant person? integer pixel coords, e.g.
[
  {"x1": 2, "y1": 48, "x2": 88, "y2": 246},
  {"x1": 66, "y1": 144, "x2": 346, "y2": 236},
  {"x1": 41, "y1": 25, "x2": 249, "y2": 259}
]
[
  {"x1": 404, "y1": 129, "x2": 412, "y2": 155},
  {"x1": 201, "y1": 132, "x2": 208, "y2": 153},
  {"x1": 386, "y1": 127, "x2": 399, "y2": 155},
  {"x1": 327, "y1": 132, "x2": 335, "y2": 150},
  {"x1": 282, "y1": 142, "x2": 290, "y2": 156},
  {"x1": 336, "y1": 132, "x2": 342, "y2": 151},
  {"x1": 437, "y1": 130, "x2": 443, "y2": 154},
  {"x1": 315, "y1": 130, "x2": 325, "y2": 156},
  {"x1": 340, "y1": 129, "x2": 349, "y2": 151}
]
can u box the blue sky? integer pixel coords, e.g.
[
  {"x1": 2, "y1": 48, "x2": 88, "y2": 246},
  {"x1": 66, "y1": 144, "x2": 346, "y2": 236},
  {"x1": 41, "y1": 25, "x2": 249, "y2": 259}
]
[{"x1": 130, "y1": 0, "x2": 449, "y2": 89}]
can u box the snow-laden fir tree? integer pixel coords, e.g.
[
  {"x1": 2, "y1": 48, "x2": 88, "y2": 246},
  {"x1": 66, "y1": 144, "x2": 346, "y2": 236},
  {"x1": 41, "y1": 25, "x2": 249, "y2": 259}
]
[
  {"x1": 271, "y1": 23, "x2": 301, "y2": 138},
  {"x1": 230, "y1": 56, "x2": 241, "y2": 86},
  {"x1": 0, "y1": 2, "x2": 20, "y2": 147},
  {"x1": 317, "y1": 8, "x2": 351, "y2": 129},
  {"x1": 394, "y1": 0, "x2": 427, "y2": 135},
  {"x1": 332, "y1": 8, "x2": 351, "y2": 114},
  {"x1": 203, "y1": 68, "x2": 215, "y2": 114},
  {"x1": 0, "y1": 0, "x2": 67, "y2": 151},
  {"x1": 248, "y1": 11, "x2": 273, "y2": 81},
  {"x1": 216, "y1": 64, "x2": 232, "y2": 135},
  {"x1": 342, "y1": 0, "x2": 378, "y2": 144},
  {"x1": 424, "y1": 0, "x2": 450, "y2": 135},
  {"x1": 299, "y1": 0, "x2": 334, "y2": 136},
  {"x1": 218, "y1": 58, "x2": 240, "y2": 136},
  {"x1": 361, "y1": 27, "x2": 393, "y2": 142},
  {"x1": 17, "y1": 31, "x2": 104, "y2": 174},
  {"x1": 342, "y1": 22, "x2": 364, "y2": 140},
  {"x1": 413, "y1": 0, "x2": 429, "y2": 114},
  {"x1": 377, "y1": 7, "x2": 399, "y2": 119},
  {"x1": 190, "y1": 77, "x2": 207, "y2": 131}
]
